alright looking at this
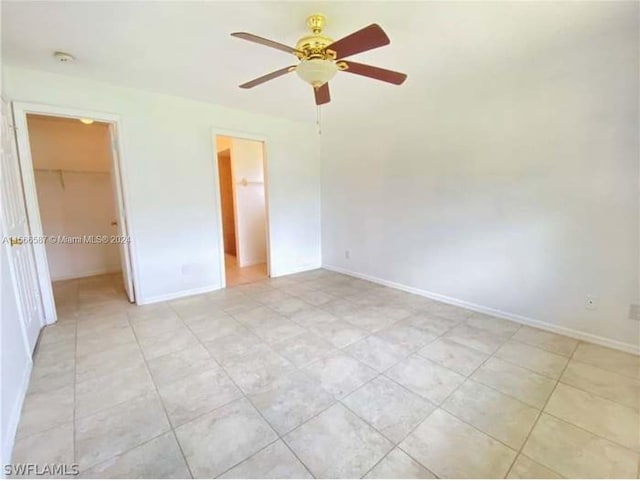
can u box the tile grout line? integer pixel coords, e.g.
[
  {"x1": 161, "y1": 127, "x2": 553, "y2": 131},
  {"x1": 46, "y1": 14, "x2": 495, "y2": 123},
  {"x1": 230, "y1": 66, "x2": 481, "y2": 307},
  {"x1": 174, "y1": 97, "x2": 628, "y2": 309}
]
[
  {"x1": 557, "y1": 372, "x2": 640, "y2": 411},
  {"x1": 72, "y1": 301, "x2": 78, "y2": 472},
  {"x1": 218, "y1": 287, "x2": 373, "y2": 479},
  {"x1": 213, "y1": 438, "x2": 288, "y2": 479},
  {"x1": 38, "y1": 272, "x2": 639, "y2": 479},
  {"x1": 80, "y1": 430, "x2": 178, "y2": 475},
  {"x1": 404, "y1": 324, "x2": 526, "y2": 478},
  {"x1": 70, "y1": 288, "x2": 176, "y2": 474},
  {"x1": 273, "y1": 303, "x2": 466, "y2": 478},
  {"x1": 336, "y1": 396, "x2": 433, "y2": 479},
  {"x1": 168, "y1": 298, "x2": 320, "y2": 479},
  {"x1": 351, "y1": 310, "x2": 495, "y2": 478},
  {"x1": 429, "y1": 324, "x2": 586, "y2": 478},
  {"x1": 346, "y1": 321, "x2": 539, "y2": 477},
  {"x1": 431, "y1": 323, "x2": 569, "y2": 408},
  {"x1": 502, "y1": 338, "x2": 581, "y2": 478},
  {"x1": 125, "y1": 305, "x2": 196, "y2": 479},
  {"x1": 161, "y1": 276, "x2": 636, "y2": 472},
  {"x1": 53, "y1": 279, "x2": 106, "y2": 472},
  {"x1": 508, "y1": 346, "x2": 640, "y2": 459},
  {"x1": 541, "y1": 409, "x2": 640, "y2": 454},
  {"x1": 202, "y1": 287, "x2": 528, "y2": 478},
  {"x1": 196, "y1": 284, "x2": 431, "y2": 477}
]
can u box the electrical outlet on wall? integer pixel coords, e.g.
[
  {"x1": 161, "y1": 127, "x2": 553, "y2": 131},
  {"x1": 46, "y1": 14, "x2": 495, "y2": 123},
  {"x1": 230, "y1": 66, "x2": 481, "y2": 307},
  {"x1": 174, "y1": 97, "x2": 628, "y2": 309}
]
[
  {"x1": 585, "y1": 296, "x2": 598, "y2": 310},
  {"x1": 345, "y1": 250, "x2": 350, "y2": 260},
  {"x1": 629, "y1": 304, "x2": 640, "y2": 321}
]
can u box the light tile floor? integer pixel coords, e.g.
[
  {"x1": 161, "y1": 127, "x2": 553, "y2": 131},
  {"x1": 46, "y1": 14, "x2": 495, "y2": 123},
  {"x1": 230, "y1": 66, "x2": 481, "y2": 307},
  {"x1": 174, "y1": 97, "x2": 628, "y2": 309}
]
[
  {"x1": 225, "y1": 254, "x2": 267, "y2": 287},
  {"x1": 11, "y1": 271, "x2": 640, "y2": 479}
]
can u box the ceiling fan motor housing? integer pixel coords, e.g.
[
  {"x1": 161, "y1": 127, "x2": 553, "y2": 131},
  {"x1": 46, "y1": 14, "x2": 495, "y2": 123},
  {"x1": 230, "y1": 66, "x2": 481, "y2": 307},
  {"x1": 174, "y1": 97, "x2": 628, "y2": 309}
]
[
  {"x1": 295, "y1": 14, "x2": 335, "y2": 61},
  {"x1": 294, "y1": 14, "x2": 339, "y2": 88}
]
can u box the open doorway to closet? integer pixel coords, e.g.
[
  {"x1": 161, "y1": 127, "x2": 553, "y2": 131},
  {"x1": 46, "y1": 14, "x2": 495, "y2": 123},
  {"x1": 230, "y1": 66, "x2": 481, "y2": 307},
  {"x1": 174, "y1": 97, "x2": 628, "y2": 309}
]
[
  {"x1": 215, "y1": 135, "x2": 269, "y2": 287},
  {"x1": 13, "y1": 105, "x2": 137, "y2": 325}
]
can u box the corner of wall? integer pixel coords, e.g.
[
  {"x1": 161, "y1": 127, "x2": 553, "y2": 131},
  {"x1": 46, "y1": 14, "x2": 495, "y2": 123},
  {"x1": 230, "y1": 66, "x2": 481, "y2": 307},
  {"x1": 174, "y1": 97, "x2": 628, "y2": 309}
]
[{"x1": 1, "y1": 358, "x2": 31, "y2": 474}]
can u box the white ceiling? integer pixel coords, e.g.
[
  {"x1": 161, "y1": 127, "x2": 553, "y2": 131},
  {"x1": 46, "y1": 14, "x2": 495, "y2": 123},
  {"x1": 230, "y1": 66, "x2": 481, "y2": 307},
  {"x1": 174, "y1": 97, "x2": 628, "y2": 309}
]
[{"x1": 2, "y1": 1, "x2": 635, "y2": 123}]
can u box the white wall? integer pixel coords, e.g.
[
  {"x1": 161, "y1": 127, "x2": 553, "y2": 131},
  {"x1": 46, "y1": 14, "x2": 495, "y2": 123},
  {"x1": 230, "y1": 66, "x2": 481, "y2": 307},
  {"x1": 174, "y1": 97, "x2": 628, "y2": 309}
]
[
  {"x1": 34, "y1": 171, "x2": 120, "y2": 280},
  {"x1": 1, "y1": 234, "x2": 32, "y2": 470},
  {"x1": 321, "y1": 4, "x2": 639, "y2": 351},
  {"x1": 26, "y1": 115, "x2": 112, "y2": 172},
  {"x1": 4, "y1": 67, "x2": 321, "y2": 303},
  {"x1": 230, "y1": 138, "x2": 267, "y2": 267},
  {"x1": 28, "y1": 116, "x2": 120, "y2": 280}
]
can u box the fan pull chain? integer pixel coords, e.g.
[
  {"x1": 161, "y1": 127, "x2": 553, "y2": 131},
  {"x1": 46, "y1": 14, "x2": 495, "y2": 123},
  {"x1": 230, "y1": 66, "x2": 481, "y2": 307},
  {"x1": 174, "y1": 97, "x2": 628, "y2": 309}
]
[{"x1": 316, "y1": 105, "x2": 322, "y2": 135}]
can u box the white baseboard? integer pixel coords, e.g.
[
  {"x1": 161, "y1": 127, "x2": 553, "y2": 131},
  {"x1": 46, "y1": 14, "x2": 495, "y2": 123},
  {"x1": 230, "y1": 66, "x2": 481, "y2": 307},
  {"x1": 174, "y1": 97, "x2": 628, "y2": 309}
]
[
  {"x1": 137, "y1": 284, "x2": 221, "y2": 305},
  {"x1": 1, "y1": 359, "x2": 32, "y2": 474},
  {"x1": 323, "y1": 264, "x2": 640, "y2": 356},
  {"x1": 238, "y1": 258, "x2": 268, "y2": 268},
  {"x1": 136, "y1": 263, "x2": 322, "y2": 306},
  {"x1": 51, "y1": 268, "x2": 121, "y2": 282},
  {"x1": 270, "y1": 262, "x2": 322, "y2": 278}
]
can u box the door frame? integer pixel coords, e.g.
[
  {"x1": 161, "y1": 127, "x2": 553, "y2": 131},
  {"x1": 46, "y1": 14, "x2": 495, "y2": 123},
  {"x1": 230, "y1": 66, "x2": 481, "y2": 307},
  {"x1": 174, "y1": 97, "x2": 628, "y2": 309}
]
[
  {"x1": 211, "y1": 127, "x2": 272, "y2": 288},
  {"x1": 12, "y1": 101, "x2": 140, "y2": 323}
]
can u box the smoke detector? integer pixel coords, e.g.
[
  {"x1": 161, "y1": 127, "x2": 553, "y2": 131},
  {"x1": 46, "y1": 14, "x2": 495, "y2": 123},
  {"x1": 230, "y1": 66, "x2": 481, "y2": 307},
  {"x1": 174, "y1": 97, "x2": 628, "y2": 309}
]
[{"x1": 53, "y1": 51, "x2": 75, "y2": 63}]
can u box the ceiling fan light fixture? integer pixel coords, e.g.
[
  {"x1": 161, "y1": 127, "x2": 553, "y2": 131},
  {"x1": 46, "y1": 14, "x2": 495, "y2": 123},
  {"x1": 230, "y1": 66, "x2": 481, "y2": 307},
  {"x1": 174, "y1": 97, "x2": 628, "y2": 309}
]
[
  {"x1": 231, "y1": 15, "x2": 407, "y2": 107},
  {"x1": 296, "y1": 59, "x2": 338, "y2": 88}
]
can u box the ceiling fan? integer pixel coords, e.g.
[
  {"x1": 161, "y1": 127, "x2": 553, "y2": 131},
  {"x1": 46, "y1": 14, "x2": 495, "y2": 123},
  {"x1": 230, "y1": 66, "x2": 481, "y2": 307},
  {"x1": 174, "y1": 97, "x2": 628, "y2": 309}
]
[{"x1": 231, "y1": 14, "x2": 407, "y2": 106}]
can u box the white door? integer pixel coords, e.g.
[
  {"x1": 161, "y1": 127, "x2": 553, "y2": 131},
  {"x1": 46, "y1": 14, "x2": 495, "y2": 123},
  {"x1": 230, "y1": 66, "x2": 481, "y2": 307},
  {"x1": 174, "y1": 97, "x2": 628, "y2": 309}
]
[
  {"x1": 108, "y1": 125, "x2": 135, "y2": 303},
  {"x1": 1, "y1": 99, "x2": 45, "y2": 353}
]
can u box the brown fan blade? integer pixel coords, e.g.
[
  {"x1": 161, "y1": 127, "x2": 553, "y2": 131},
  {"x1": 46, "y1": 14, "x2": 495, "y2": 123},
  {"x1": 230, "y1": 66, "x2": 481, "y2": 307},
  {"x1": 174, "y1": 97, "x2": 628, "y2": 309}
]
[
  {"x1": 342, "y1": 61, "x2": 407, "y2": 85},
  {"x1": 314, "y1": 83, "x2": 330, "y2": 105},
  {"x1": 326, "y1": 24, "x2": 390, "y2": 60},
  {"x1": 239, "y1": 66, "x2": 296, "y2": 89},
  {"x1": 231, "y1": 32, "x2": 303, "y2": 56}
]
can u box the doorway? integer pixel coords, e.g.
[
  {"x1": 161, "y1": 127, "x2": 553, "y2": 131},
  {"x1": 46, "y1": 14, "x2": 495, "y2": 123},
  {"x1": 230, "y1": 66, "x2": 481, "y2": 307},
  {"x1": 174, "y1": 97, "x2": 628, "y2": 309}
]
[
  {"x1": 12, "y1": 103, "x2": 137, "y2": 324},
  {"x1": 215, "y1": 135, "x2": 269, "y2": 287}
]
